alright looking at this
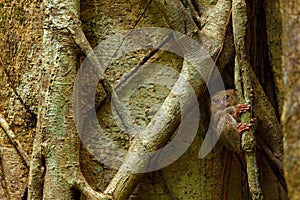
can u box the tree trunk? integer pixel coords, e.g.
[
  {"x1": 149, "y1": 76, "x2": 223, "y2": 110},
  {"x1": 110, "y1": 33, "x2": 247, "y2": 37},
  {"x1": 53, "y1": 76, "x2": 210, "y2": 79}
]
[
  {"x1": 0, "y1": 0, "x2": 290, "y2": 199},
  {"x1": 281, "y1": 0, "x2": 300, "y2": 199}
]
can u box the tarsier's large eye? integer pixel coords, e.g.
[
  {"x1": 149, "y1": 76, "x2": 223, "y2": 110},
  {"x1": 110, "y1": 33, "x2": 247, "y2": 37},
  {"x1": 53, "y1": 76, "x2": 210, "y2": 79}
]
[
  {"x1": 223, "y1": 95, "x2": 230, "y2": 101},
  {"x1": 212, "y1": 98, "x2": 219, "y2": 103}
]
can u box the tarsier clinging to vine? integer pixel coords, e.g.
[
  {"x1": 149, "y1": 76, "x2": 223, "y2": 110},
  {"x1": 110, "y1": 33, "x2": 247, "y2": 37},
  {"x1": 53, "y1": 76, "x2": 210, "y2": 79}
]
[{"x1": 210, "y1": 89, "x2": 252, "y2": 153}]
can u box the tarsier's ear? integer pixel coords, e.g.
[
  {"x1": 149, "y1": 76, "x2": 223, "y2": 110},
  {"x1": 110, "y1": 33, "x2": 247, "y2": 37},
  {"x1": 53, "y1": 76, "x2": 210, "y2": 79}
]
[{"x1": 230, "y1": 89, "x2": 236, "y2": 95}]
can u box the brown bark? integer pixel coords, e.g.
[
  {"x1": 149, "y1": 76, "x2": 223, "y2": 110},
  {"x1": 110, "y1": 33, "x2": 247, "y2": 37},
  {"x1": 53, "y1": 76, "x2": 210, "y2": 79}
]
[
  {"x1": 281, "y1": 0, "x2": 300, "y2": 199},
  {"x1": 0, "y1": 0, "x2": 290, "y2": 199}
]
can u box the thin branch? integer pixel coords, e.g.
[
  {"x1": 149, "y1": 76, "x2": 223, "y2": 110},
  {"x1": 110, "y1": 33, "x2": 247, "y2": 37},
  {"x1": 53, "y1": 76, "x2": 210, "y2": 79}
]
[
  {"x1": 185, "y1": 0, "x2": 202, "y2": 29},
  {"x1": 69, "y1": 25, "x2": 143, "y2": 137},
  {"x1": 0, "y1": 114, "x2": 30, "y2": 168},
  {"x1": 232, "y1": 0, "x2": 263, "y2": 199},
  {"x1": 69, "y1": 24, "x2": 146, "y2": 199},
  {"x1": 0, "y1": 149, "x2": 10, "y2": 200},
  {"x1": 0, "y1": 58, "x2": 36, "y2": 120},
  {"x1": 114, "y1": 32, "x2": 174, "y2": 90},
  {"x1": 132, "y1": 0, "x2": 153, "y2": 29}
]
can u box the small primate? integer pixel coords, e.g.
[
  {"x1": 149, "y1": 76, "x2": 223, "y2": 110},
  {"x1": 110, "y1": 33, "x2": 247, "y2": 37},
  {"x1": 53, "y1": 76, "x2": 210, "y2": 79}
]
[{"x1": 210, "y1": 89, "x2": 252, "y2": 152}]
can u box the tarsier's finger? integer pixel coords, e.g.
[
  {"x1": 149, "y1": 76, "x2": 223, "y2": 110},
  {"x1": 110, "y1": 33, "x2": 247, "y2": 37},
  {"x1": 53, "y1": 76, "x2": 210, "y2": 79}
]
[
  {"x1": 243, "y1": 124, "x2": 250, "y2": 128},
  {"x1": 238, "y1": 123, "x2": 252, "y2": 130},
  {"x1": 242, "y1": 103, "x2": 250, "y2": 106},
  {"x1": 237, "y1": 104, "x2": 250, "y2": 110},
  {"x1": 237, "y1": 103, "x2": 250, "y2": 107}
]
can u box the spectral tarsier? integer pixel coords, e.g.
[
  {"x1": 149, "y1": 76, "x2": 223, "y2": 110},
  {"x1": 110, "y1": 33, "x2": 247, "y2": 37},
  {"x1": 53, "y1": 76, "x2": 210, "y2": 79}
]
[{"x1": 210, "y1": 89, "x2": 252, "y2": 153}]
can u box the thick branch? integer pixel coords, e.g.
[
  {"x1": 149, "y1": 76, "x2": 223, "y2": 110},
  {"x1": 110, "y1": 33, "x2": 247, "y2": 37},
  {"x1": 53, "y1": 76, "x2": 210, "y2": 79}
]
[
  {"x1": 71, "y1": 171, "x2": 112, "y2": 200},
  {"x1": 28, "y1": 0, "x2": 108, "y2": 199},
  {"x1": 250, "y1": 67, "x2": 283, "y2": 164},
  {"x1": 100, "y1": 2, "x2": 231, "y2": 198},
  {"x1": 70, "y1": 1, "x2": 232, "y2": 198},
  {"x1": 104, "y1": 59, "x2": 206, "y2": 200},
  {"x1": 153, "y1": 0, "x2": 232, "y2": 57},
  {"x1": 153, "y1": 0, "x2": 202, "y2": 39}
]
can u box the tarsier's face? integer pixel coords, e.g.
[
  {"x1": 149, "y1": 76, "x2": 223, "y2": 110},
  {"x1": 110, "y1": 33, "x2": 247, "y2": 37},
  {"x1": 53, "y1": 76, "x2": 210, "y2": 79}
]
[{"x1": 211, "y1": 89, "x2": 237, "y2": 110}]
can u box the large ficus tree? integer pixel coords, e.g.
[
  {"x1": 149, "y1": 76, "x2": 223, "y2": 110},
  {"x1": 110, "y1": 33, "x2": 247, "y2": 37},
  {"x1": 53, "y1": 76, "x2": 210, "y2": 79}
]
[{"x1": 0, "y1": 0, "x2": 297, "y2": 199}]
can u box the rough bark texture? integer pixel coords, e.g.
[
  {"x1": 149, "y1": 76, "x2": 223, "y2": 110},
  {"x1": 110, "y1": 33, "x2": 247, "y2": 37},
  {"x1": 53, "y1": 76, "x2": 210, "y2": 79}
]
[
  {"x1": 232, "y1": 0, "x2": 262, "y2": 198},
  {"x1": 0, "y1": 0, "x2": 291, "y2": 199},
  {"x1": 28, "y1": 0, "x2": 83, "y2": 199},
  {"x1": 0, "y1": 0, "x2": 42, "y2": 199},
  {"x1": 281, "y1": 0, "x2": 300, "y2": 199}
]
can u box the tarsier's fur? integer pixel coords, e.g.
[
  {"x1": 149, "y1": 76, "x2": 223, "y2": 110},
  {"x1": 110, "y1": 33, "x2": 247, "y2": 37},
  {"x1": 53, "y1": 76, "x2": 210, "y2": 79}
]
[{"x1": 210, "y1": 89, "x2": 242, "y2": 153}]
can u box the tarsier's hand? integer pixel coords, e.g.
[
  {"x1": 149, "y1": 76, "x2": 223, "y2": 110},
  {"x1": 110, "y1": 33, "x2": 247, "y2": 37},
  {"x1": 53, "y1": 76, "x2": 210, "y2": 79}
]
[
  {"x1": 237, "y1": 118, "x2": 256, "y2": 137},
  {"x1": 236, "y1": 89, "x2": 255, "y2": 137},
  {"x1": 236, "y1": 103, "x2": 250, "y2": 119},
  {"x1": 237, "y1": 123, "x2": 252, "y2": 136}
]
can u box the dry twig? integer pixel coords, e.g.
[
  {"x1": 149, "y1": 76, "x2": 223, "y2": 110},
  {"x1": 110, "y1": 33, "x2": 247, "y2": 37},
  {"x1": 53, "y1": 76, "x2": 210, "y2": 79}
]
[{"x1": 0, "y1": 114, "x2": 30, "y2": 168}]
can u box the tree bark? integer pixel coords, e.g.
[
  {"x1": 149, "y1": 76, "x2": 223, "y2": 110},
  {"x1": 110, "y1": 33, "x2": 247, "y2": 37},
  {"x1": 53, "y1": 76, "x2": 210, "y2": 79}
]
[
  {"x1": 0, "y1": 0, "x2": 290, "y2": 199},
  {"x1": 281, "y1": 0, "x2": 300, "y2": 199}
]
